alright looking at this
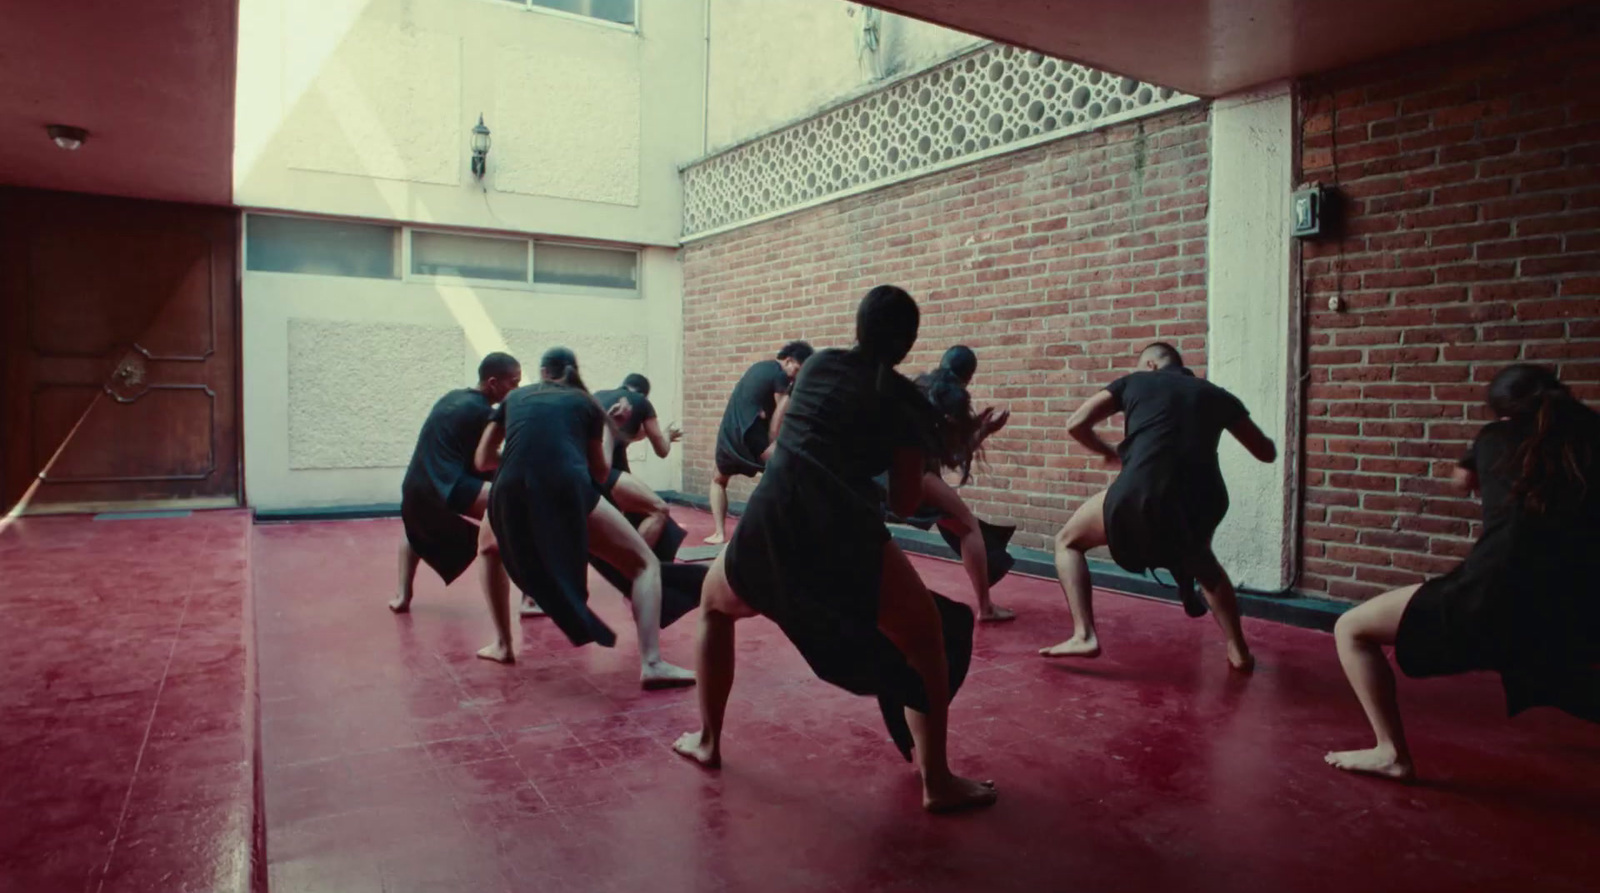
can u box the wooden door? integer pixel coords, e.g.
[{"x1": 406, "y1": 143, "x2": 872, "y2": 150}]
[{"x1": 0, "y1": 188, "x2": 240, "y2": 513}]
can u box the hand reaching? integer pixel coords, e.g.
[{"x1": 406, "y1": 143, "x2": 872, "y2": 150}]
[{"x1": 668, "y1": 422, "x2": 683, "y2": 442}]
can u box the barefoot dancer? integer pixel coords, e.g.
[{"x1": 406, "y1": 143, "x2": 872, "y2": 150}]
[
  {"x1": 513, "y1": 374, "x2": 686, "y2": 617},
  {"x1": 390, "y1": 352, "x2": 522, "y2": 614},
  {"x1": 1040, "y1": 342, "x2": 1276, "y2": 671},
  {"x1": 1325, "y1": 365, "x2": 1600, "y2": 781},
  {"x1": 673, "y1": 286, "x2": 997, "y2": 813},
  {"x1": 899, "y1": 345, "x2": 1018, "y2": 623},
  {"x1": 472, "y1": 348, "x2": 695, "y2": 689},
  {"x1": 704, "y1": 341, "x2": 814, "y2": 544}
]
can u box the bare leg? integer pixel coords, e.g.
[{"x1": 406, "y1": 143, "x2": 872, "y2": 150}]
[
  {"x1": 924, "y1": 475, "x2": 1013, "y2": 622},
  {"x1": 672, "y1": 551, "x2": 754, "y2": 767},
  {"x1": 389, "y1": 539, "x2": 421, "y2": 613},
  {"x1": 705, "y1": 470, "x2": 731, "y2": 544},
  {"x1": 1190, "y1": 551, "x2": 1254, "y2": 672},
  {"x1": 610, "y1": 471, "x2": 669, "y2": 549},
  {"x1": 587, "y1": 497, "x2": 694, "y2": 689},
  {"x1": 876, "y1": 541, "x2": 996, "y2": 813},
  {"x1": 1325, "y1": 585, "x2": 1419, "y2": 780},
  {"x1": 475, "y1": 521, "x2": 514, "y2": 664},
  {"x1": 1041, "y1": 490, "x2": 1108, "y2": 658}
]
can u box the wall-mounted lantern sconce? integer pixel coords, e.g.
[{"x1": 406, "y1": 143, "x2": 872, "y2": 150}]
[
  {"x1": 46, "y1": 124, "x2": 88, "y2": 151},
  {"x1": 470, "y1": 114, "x2": 492, "y2": 180}
]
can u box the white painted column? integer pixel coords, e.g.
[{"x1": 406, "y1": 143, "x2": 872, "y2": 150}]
[{"x1": 1205, "y1": 81, "x2": 1295, "y2": 590}]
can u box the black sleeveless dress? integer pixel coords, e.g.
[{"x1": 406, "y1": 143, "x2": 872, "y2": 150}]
[
  {"x1": 1102, "y1": 367, "x2": 1248, "y2": 605},
  {"x1": 713, "y1": 360, "x2": 790, "y2": 477},
  {"x1": 723, "y1": 349, "x2": 975, "y2": 760},
  {"x1": 1396, "y1": 416, "x2": 1600, "y2": 721},
  {"x1": 400, "y1": 388, "x2": 493, "y2": 584},
  {"x1": 487, "y1": 383, "x2": 617, "y2": 647}
]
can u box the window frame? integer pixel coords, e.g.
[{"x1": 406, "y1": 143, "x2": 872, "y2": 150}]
[
  {"x1": 242, "y1": 212, "x2": 402, "y2": 281},
  {"x1": 487, "y1": 0, "x2": 640, "y2": 34},
  {"x1": 243, "y1": 213, "x2": 642, "y2": 299}
]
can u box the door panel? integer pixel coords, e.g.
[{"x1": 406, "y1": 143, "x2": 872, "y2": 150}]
[{"x1": 0, "y1": 188, "x2": 239, "y2": 512}]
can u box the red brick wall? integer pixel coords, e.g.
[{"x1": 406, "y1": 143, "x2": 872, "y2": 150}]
[
  {"x1": 1299, "y1": 7, "x2": 1600, "y2": 600},
  {"x1": 682, "y1": 106, "x2": 1210, "y2": 551}
]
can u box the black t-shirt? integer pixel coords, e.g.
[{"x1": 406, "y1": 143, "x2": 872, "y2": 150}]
[
  {"x1": 491, "y1": 383, "x2": 605, "y2": 484},
  {"x1": 776, "y1": 349, "x2": 928, "y2": 501},
  {"x1": 731, "y1": 360, "x2": 792, "y2": 422},
  {"x1": 1461, "y1": 414, "x2": 1600, "y2": 534},
  {"x1": 403, "y1": 388, "x2": 493, "y2": 502},
  {"x1": 594, "y1": 386, "x2": 656, "y2": 472},
  {"x1": 1105, "y1": 367, "x2": 1248, "y2": 470}
]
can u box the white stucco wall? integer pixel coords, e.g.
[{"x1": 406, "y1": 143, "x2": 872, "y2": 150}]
[
  {"x1": 1205, "y1": 82, "x2": 1296, "y2": 590},
  {"x1": 242, "y1": 246, "x2": 684, "y2": 510},
  {"x1": 704, "y1": 0, "x2": 981, "y2": 152},
  {"x1": 234, "y1": 0, "x2": 706, "y2": 246}
]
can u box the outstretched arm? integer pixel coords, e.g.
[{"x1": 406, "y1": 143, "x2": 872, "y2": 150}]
[
  {"x1": 886, "y1": 446, "x2": 927, "y2": 518},
  {"x1": 761, "y1": 394, "x2": 790, "y2": 462},
  {"x1": 1066, "y1": 390, "x2": 1121, "y2": 463},
  {"x1": 641, "y1": 417, "x2": 680, "y2": 458},
  {"x1": 474, "y1": 422, "x2": 505, "y2": 474},
  {"x1": 1226, "y1": 416, "x2": 1278, "y2": 464}
]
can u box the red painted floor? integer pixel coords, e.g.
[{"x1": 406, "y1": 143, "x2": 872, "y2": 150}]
[
  {"x1": 0, "y1": 510, "x2": 257, "y2": 893},
  {"x1": 252, "y1": 508, "x2": 1600, "y2": 893}
]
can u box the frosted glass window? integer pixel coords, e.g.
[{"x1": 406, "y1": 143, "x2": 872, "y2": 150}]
[
  {"x1": 246, "y1": 215, "x2": 397, "y2": 279},
  {"x1": 411, "y1": 231, "x2": 530, "y2": 282},
  {"x1": 533, "y1": 243, "x2": 638, "y2": 291},
  {"x1": 527, "y1": 0, "x2": 635, "y2": 26}
]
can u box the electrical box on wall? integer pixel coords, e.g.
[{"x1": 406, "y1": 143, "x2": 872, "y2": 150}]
[
  {"x1": 1292, "y1": 185, "x2": 1337, "y2": 238},
  {"x1": 1292, "y1": 185, "x2": 1325, "y2": 237}
]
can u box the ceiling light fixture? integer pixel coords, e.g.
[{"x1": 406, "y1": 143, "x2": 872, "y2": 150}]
[{"x1": 46, "y1": 124, "x2": 88, "y2": 151}]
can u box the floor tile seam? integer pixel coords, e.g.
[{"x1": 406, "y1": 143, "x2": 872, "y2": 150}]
[
  {"x1": 89, "y1": 521, "x2": 215, "y2": 893},
  {"x1": 429, "y1": 648, "x2": 562, "y2": 818}
]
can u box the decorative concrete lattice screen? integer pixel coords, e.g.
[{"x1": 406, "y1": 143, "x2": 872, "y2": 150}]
[{"x1": 683, "y1": 44, "x2": 1196, "y2": 238}]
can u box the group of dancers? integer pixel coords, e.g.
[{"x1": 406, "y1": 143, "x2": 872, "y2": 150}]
[{"x1": 391, "y1": 284, "x2": 1600, "y2": 810}]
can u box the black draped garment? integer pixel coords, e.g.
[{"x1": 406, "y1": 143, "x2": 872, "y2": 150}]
[
  {"x1": 400, "y1": 388, "x2": 493, "y2": 584},
  {"x1": 713, "y1": 360, "x2": 791, "y2": 478}
]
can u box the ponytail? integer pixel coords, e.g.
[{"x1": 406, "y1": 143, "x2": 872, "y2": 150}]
[{"x1": 1489, "y1": 364, "x2": 1595, "y2": 514}]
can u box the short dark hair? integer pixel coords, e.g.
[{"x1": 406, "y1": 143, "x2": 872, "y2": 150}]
[
  {"x1": 777, "y1": 340, "x2": 814, "y2": 364},
  {"x1": 1140, "y1": 341, "x2": 1183, "y2": 368},
  {"x1": 622, "y1": 373, "x2": 651, "y2": 395},
  {"x1": 478, "y1": 351, "x2": 520, "y2": 382}
]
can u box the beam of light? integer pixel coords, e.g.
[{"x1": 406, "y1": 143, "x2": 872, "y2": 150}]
[{"x1": 436, "y1": 285, "x2": 511, "y2": 358}]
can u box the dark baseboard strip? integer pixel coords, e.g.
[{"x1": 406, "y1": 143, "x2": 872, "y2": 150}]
[
  {"x1": 660, "y1": 490, "x2": 1345, "y2": 633},
  {"x1": 253, "y1": 504, "x2": 401, "y2": 523}
]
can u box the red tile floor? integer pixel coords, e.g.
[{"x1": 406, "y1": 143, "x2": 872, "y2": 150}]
[
  {"x1": 253, "y1": 508, "x2": 1600, "y2": 893},
  {"x1": 0, "y1": 510, "x2": 258, "y2": 893},
  {"x1": 6, "y1": 507, "x2": 1598, "y2": 893}
]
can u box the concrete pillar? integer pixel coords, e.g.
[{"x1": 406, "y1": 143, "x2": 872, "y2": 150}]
[{"x1": 1205, "y1": 81, "x2": 1296, "y2": 590}]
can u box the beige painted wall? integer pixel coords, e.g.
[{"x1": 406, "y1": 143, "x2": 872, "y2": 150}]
[
  {"x1": 234, "y1": 0, "x2": 706, "y2": 246},
  {"x1": 242, "y1": 244, "x2": 685, "y2": 510},
  {"x1": 705, "y1": 0, "x2": 981, "y2": 152}
]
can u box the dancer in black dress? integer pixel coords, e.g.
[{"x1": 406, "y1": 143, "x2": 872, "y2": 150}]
[
  {"x1": 390, "y1": 352, "x2": 521, "y2": 613},
  {"x1": 1039, "y1": 342, "x2": 1277, "y2": 671},
  {"x1": 1325, "y1": 365, "x2": 1600, "y2": 780},
  {"x1": 672, "y1": 286, "x2": 997, "y2": 814},
  {"x1": 901, "y1": 345, "x2": 1018, "y2": 622},
  {"x1": 703, "y1": 341, "x2": 814, "y2": 544},
  {"x1": 472, "y1": 348, "x2": 695, "y2": 689}
]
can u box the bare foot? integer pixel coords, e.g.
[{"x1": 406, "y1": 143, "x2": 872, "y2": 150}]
[
  {"x1": 519, "y1": 598, "x2": 546, "y2": 618},
  {"x1": 702, "y1": 532, "x2": 725, "y2": 545},
  {"x1": 641, "y1": 660, "x2": 697, "y2": 690},
  {"x1": 1227, "y1": 642, "x2": 1255, "y2": 673},
  {"x1": 979, "y1": 606, "x2": 1017, "y2": 623},
  {"x1": 672, "y1": 730, "x2": 720, "y2": 768},
  {"x1": 923, "y1": 775, "x2": 999, "y2": 813},
  {"x1": 388, "y1": 594, "x2": 411, "y2": 614},
  {"x1": 476, "y1": 642, "x2": 514, "y2": 664},
  {"x1": 1324, "y1": 746, "x2": 1414, "y2": 781},
  {"x1": 1039, "y1": 636, "x2": 1101, "y2": 658}
]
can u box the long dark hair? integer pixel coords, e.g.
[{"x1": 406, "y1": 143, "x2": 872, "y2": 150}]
[
  {"x1": 1486, "y1": 364, "x2": 1596, "y2": 514},
  {"x1": 854, "y1": 285, "x2": 961, "y2": 472},
  {"x1": 917, "y1": 346, "x2": 983, "y2": 484},
  {"x1": 539, "y1": 346, "x2": 589, "y2": 393}
]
